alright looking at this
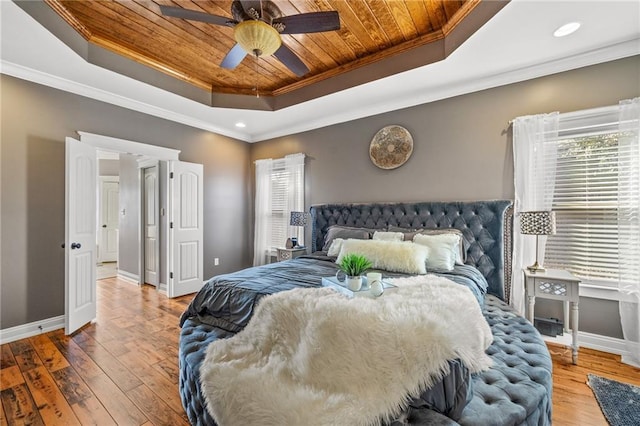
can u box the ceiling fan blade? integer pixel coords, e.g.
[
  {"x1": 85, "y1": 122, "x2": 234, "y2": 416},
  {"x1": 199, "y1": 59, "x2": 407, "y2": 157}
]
[
  {"x1": 221, "y1": 44, "x2": 248, "y2": 70},
  {"x1": 275, "y1": 11, "x2": 340, "y2": 34},
  {"x1": 159, "y1": 5, "x2": 234, "y2": 27},
  {"x1": 273, "y1": 44, "x2": 309, "y2": 77}
]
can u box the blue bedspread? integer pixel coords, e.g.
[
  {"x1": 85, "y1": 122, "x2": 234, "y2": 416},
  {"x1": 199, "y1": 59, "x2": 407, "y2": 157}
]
[
  {"x1": 179, "y1": 255, "x2": 489, "y2": 333},
  {"x1": 179, "y1": 255, "x2": 490, "y2": 425}
]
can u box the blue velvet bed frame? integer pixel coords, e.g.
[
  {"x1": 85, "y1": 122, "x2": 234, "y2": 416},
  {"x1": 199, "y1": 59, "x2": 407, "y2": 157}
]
[{"x1": 179, "y1": 200, "x2": 552, "y2": 425}]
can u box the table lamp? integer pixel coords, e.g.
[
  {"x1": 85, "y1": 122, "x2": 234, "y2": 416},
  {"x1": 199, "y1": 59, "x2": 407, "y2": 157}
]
[
  {"x1": 520, "y1": 210, "x2": 556, "y2": 273},
  {"x1": 287, "y1": 211, "x2": 308, "y2": 248}
]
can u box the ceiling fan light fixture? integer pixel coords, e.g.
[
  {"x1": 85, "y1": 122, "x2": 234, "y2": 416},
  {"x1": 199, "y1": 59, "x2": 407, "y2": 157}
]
[{"x1": 234, "y1": 20, "x2": 281, "y2": 57}]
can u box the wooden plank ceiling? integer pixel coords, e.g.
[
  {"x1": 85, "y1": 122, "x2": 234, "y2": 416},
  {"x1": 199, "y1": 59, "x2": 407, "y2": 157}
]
[{"x1": 45, "y1": 0, "x2": 507, "y2": 110}]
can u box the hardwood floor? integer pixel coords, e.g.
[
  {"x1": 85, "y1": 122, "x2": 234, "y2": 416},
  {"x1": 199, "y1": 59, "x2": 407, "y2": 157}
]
[
  {"x1": 1, "y1": 277, "x2": 639, "y2": 425},
  {"x1": 0, "y1": 277, "x2": 192, "y2": 426},
  {"x1": 549, "y1": 342, "x2": 640, "y2": 425}
]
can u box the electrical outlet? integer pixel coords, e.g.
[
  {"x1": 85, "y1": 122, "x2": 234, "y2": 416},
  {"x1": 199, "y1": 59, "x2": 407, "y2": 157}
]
[{"x1": 214, "y1": 258, "x2": 219, "y2": 266}]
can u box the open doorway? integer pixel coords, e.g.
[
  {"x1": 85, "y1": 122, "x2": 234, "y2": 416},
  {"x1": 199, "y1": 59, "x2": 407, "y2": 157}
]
[
  {"x1": 97, "y1": 150, "x2": 120, "y2": 279},
  {"x1": 65, "y1": 132, "x2": 204, "y2": 335}
]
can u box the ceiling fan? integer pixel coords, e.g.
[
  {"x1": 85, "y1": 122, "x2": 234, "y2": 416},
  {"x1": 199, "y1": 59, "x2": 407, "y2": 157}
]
[{"x1": 160, "y1": 1, "x2": 341, "y2": 77}]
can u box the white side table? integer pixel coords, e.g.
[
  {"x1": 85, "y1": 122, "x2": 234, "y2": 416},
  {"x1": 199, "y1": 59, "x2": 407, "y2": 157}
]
[
  {"x1": 524, "y1": 268, "x2": 581, "y2": 364},
  {"x1": 276, "y1": 247, "x2": 306, "y2": 262}
]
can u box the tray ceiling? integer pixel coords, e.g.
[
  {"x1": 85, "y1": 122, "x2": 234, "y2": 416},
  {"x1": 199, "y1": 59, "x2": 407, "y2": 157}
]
[{"x1": 45, "y1": 0, "x2": 507, "y2": 110}]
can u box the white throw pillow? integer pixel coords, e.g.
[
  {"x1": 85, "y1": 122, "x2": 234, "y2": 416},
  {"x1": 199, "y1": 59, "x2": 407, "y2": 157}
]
[
  {"x1": 372, "y1": 231, "x2": 404, "y2": 242},
  {"x1": 413, "y1": 233, "x2": 458, "y2": 271},
  {"x1": 327, "y1": 238, "x2": 344, "y2": 257},
  {"x1": 336, "y1": 240, "x2": 428, "y2": 275}
]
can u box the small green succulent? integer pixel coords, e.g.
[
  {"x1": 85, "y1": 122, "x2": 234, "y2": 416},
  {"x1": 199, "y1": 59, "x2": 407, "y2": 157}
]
[{"x1": 338, "y1": 253, "x2": 372, "y2": 277}]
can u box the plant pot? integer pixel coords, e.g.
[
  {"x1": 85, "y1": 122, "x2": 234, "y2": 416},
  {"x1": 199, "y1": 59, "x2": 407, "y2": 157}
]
[{"x1": 346, "y1": 275, "x2": 362, "y2": 291}]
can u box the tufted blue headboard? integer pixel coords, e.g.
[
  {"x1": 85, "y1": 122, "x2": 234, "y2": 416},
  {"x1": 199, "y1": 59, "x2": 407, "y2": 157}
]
[{"x1": 310, "y1": 200, "x2": 513, "y2": 301}]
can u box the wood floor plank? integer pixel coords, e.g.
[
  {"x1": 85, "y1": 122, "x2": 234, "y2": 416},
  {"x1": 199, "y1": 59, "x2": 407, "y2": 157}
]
[
  {"x1": 152, "y1": 358, "x2": 180, "y2": 384},
  {"x1": 71, "y1": 331, "x2": 141, "y2": 392},
  {"x1": 47, "y1": 335, "x2": 103, "y2": 381},
  {"x1": 1, "y1": 402, "x2": 8, "y2": 426},
  {"x1": 83, "y1": 373, "x2": 148, "y2": 425},
  {"x1": 22, "y1": 367, "x2": 80, "y2": 426},
  {"x1": 9, "y1": 341, "x2": 43, "y2": 373},
  {"x1": 29, "y1": 336, "x2": 69, "y2": 373},
  {"x1": 117, "y1": 351, "x2": 186, "y2": 417},
  {"x1": 126, "y1": 384, "x2": 189, "y2": 426},
  {"x1": 49, "y1": 367, "x2": 92, "y2": 406},
  {"x1": 69, "y1": 396, "x2": 116, "y2": 426},
  {"x1": 0, "y1": 366, "x2": 24, "y2": 391},
  {"x1": 0, "y1": 383, "x2": 45, "y2": 426},
  {"x1": 0, "y1": 345, "x2": 16, "y2": 370}
]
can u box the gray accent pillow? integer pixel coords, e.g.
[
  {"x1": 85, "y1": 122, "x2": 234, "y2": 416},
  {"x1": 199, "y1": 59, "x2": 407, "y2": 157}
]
[{"x1": 322, "y1": 225, "x2": 373, "y2": 251}]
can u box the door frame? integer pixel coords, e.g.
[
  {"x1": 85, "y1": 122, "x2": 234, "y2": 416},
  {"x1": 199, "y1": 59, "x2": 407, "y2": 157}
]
[
  {"x1": 75, "y1": 131, "x2": 180, "y2": 294},
  {"x1": 138, "y1": 159, "x2": 160, "y2": 288}
]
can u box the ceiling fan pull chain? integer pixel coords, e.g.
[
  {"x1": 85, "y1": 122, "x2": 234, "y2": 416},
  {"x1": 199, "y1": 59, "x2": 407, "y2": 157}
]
[{"x1": 255, "y1": 53, "x2": 260, "y2": 98}]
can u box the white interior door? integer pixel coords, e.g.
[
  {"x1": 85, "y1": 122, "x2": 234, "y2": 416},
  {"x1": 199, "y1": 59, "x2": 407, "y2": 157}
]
[
  {"x1": 144, "y1": 166, "x2": 159, "y2": 286},
  {"x1": 99, "y1": 179, "x2": 119, "y2": 263},
  {"x1": 65, "y1": 137, "x2": 97, "y2": 335},
  {"x1": 168, "y1": 161, "x2": 203, "y2": 298}
]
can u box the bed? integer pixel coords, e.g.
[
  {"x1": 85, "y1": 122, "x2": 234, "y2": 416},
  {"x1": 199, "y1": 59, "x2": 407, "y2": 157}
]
[{"x1": 179, "y1": 200, "x2": 552, "y2": 425}]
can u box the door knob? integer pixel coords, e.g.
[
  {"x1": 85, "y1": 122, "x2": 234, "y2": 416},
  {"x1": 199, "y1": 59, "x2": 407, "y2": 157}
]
[
  {"x1": 102, "y1": 224, "x2": 107, "y2": 228},
  {"x1": 71, "y1": 242, "x2": 82, "y2": 249}
]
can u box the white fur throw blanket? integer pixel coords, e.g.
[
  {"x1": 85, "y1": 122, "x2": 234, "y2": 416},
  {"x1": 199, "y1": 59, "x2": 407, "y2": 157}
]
[{"x1": 200, "y1": 275, "x2": 493, "y2": 426}]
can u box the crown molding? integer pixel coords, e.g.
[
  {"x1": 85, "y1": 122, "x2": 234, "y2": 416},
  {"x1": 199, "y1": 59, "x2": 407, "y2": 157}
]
[
  {"x1": 2, "y1": 37, "x2": 638, "y2": 143},
  {"x1": 0, "y1": 60, "x2": 252, "y2": 142},
  {"x1": 252, "y1": 38, "x2": 640, "y2": 142}
]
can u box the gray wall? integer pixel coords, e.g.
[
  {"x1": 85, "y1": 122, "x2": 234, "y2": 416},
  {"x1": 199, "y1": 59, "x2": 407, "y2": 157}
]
[
  {"x1": 250, "y1": 56, "x2": 640, "y2": 339},
  {"x1": 98, "y1": 159, "x2": 119, "y2": 176},
  {"x1": 117, "y1": 154, "x2": 140, "y2": 276},
  {"x1": 0, "y1": 74, "x2": 251, "y2": 330}
]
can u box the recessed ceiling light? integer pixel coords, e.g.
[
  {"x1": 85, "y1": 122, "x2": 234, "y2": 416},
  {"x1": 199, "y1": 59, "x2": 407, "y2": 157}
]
[
  {"x1": 235, "y1": 122, "x2": 246, "y2": 128},
  {"x1": 553, "y1": 22, "x2": 581, "y2": 38}
]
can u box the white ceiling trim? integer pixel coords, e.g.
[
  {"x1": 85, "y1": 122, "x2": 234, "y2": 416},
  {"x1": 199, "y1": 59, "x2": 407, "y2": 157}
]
[
  {"x1": 0, "y1": 61, "x2": 250, "y2": 142},
  {"x1": 253, "y1": 39, "x2": 640, "y2": 142},
  {"x1": 2, "y1": 0, "x2": 639, "y2": 143},
  {"x1": 4, "y1": 37, "x2": 637, "y2": 144}
]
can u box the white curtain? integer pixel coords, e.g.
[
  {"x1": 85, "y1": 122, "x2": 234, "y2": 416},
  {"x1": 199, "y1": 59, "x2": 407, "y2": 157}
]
[
  {"x1": 253, "y1": 159, "x2": 273, "y2": 266},
  {"x1": 285, "y1": 153, "x2": 306, "y2": 246},
  {"x1": 512, "y1": 113, "x2": 559, "y2": 314},
  {"x1": 618, "y1": 97, "x2": 640, "y2": 367}
]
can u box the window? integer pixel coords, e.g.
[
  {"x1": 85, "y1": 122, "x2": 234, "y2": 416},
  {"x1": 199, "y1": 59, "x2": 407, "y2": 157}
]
[
  {"x1": 253, "y1": 153, "x2": 305, "y2": 266},
  {"x1": 541, "y1": 106, "x2": 639, "y2": 288}
]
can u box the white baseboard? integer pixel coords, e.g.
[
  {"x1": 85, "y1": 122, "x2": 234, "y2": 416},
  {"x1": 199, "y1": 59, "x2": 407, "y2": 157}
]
[
  {"x1": 118, "y1": 270, "x2": 140, "y2": 284},
  {"x1": 0, "y1": 315, "x2": 65, "y2": 344},
  {"x1": 158, "y1": 282, "x2": 168, "y2": 294},
  {"x1": 542, "y1": 330, "x2": 631, "y2": 358}
]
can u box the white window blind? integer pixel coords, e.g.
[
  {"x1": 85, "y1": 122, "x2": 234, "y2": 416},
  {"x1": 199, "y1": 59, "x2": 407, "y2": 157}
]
[
  {"x1": 270, "y1": 163, "x2": 289, "y2": 249},
  {"x1": 543, "y1": 107, "x2": 639, "y2": 288},
  {"x1": 253, "y1": 153, "x2": 305, "y2": 265}
]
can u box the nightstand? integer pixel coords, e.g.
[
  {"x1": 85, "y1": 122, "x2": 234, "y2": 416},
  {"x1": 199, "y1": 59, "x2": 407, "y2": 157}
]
[
  {"x1": 524, "y1": 268, "x2": 581, "y2": 364},
  {"x1": 276, "y1": 247, "x2": 306, "y2": 262}
]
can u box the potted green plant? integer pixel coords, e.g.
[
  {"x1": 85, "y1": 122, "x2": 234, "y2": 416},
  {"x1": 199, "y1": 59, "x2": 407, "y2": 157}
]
[{"x1": 337, "y1": 253, "x2": 372, "y2": 291}]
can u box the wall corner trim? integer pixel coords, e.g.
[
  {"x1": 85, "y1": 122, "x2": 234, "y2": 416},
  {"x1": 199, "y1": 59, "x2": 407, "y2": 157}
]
[
  {"x1": 118, "y1": 270, "x2": 140, "y2": 285},
  {"x1": 0, "y1": 315, "x2": 65, "y2": 345}
]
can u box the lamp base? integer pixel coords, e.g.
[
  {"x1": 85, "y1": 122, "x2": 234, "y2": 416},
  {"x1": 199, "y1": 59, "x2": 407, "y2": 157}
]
[{"x1": 527, "y1": 261, "x2": 546, "y2": 273}]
